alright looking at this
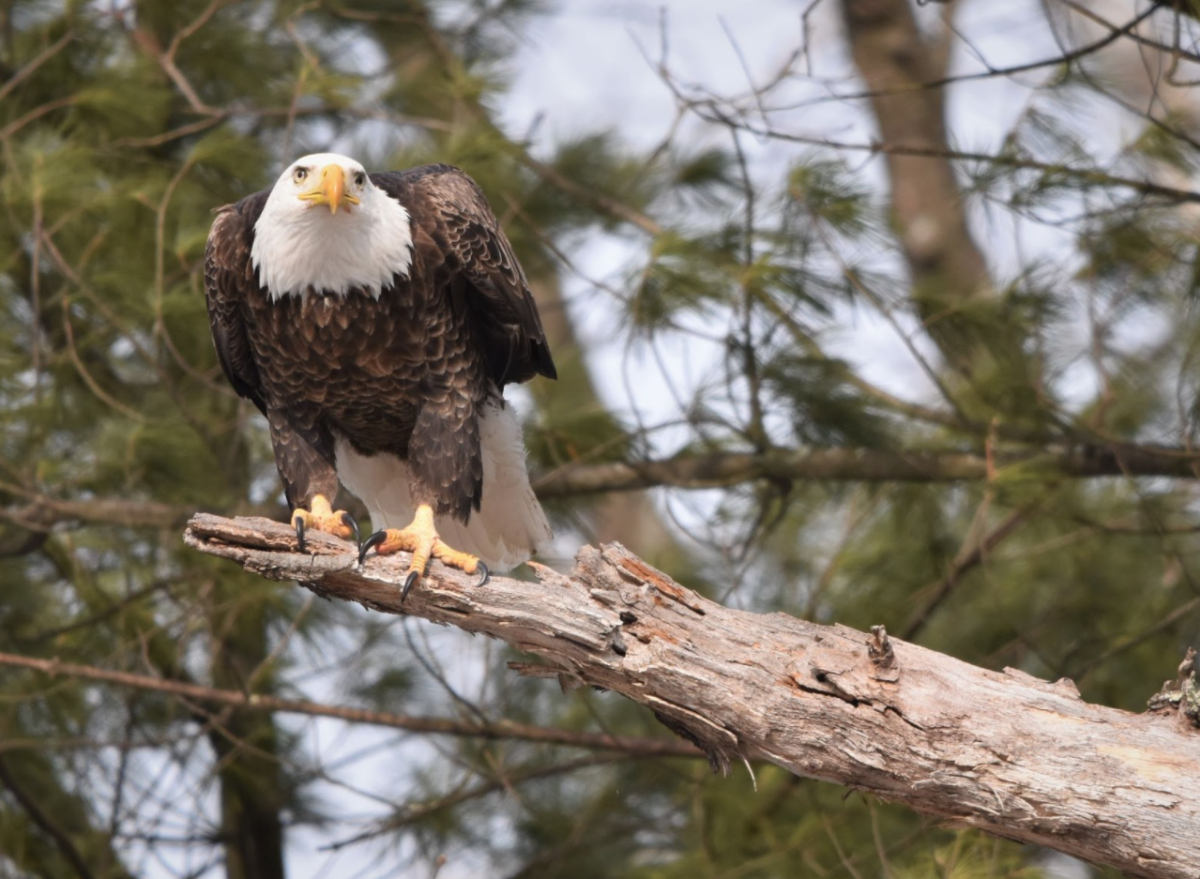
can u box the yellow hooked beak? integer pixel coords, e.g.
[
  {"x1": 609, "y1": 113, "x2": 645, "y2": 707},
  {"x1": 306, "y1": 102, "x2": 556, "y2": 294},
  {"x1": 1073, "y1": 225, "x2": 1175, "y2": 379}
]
[{"x1": 298, "y1": 165, "x2": 361, "y2": 214}]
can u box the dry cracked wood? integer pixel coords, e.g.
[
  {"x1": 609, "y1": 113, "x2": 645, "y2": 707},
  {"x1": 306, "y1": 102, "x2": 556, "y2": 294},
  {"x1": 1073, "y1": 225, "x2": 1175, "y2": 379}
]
[{"x1": 185, "y1": 513, "x2": 1200, "y2": 879}]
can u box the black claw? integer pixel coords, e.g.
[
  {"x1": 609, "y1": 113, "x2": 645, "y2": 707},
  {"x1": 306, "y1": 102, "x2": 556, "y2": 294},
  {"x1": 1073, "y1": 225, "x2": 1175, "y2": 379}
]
[
  {"x1": 341, "y1": 512, "x2": 361, "y2": 548},
  {"x1": 474, "y1": 562, "x2": 490, "y2": 588},
  {"x1": 358, "y1": 530, "x2": 388, "y2": 566},
  {"x1": 401, "y1": 570, "x2": 420, "y2": 602},
  {"x1": 294, "y1": 517, "x2": 307, "y2": 553}
]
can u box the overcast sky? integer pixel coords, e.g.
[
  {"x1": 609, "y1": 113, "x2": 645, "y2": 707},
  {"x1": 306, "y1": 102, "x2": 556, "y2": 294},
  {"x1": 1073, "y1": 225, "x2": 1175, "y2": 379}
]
[{"x1": 496, "y1": 0, "x2": 1154, "y2": 441}]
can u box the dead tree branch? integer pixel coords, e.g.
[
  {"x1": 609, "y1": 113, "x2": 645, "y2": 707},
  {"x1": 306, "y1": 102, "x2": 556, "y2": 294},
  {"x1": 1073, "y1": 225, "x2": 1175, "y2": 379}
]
[{"x1": 183, "y1": 513, "x2": 1200, "y2": 879}]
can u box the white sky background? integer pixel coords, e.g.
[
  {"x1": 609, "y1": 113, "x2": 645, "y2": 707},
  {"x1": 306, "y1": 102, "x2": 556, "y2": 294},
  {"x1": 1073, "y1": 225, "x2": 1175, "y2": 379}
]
[
  {"x1": 499, "y1": 0, "x2": 1108, "y2": 452},
  {"x1": 270, "y1": 1, "x2": 1172, "y2": 876}
]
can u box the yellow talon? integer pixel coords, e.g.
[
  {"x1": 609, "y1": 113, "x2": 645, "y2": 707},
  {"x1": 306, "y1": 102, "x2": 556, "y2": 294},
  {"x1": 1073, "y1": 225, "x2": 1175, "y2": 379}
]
[
  {"x1": 358, "y1": 504, "x2": 486, "y2": 599},
  {"x1": 291, "y1": 493, "x2": 357, "y2": 551}
]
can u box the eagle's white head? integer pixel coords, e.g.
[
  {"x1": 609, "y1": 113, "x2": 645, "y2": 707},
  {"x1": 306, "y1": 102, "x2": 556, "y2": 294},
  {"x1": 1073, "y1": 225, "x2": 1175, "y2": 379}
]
[{"x1": 251, "y1": 152, "x2": 414, "y2": 300}]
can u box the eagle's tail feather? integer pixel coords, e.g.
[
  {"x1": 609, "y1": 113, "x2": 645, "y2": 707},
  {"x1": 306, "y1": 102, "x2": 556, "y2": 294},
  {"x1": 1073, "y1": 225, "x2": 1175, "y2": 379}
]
[{"x1": 334, "y1": 398, "x2": 550, "y2": 571}]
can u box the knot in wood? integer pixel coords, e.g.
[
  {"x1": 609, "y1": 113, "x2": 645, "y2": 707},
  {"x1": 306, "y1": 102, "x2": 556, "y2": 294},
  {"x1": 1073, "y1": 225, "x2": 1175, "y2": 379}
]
[
  {"x1": 868, "y1": 625, "x2": 896, "y2": 669},
  {"x1": 1148, "y1": 647, "x2": 1200, "y2": 728}
]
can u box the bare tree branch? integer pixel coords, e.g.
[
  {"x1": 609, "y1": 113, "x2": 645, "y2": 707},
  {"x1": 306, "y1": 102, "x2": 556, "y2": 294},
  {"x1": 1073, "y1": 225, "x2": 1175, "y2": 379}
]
[
  {"x1": 533, "y1": 443, "x2": 1200, "y2": 497},
  {"x1": 520, "y1": 154, "x2": 663, "y2": 236},
  {"x1": 6, "y1": 439, "x2": 1198, "y2": 538},
  {"x1": 0, "y1": 496, "x2": 198, "y2": 531},
  {"x1": 0, "y1": 30, "x2": 75, "y2": 105},
  {"x1": 901, "y1": 503, "x2": 1038, "y2": 640},
  {"x1": 0, "y1": 649, "x2": 697, "y2": 759},
  {"x1": 183, "y1": 513, "x2": 1200, "y2": 879}
]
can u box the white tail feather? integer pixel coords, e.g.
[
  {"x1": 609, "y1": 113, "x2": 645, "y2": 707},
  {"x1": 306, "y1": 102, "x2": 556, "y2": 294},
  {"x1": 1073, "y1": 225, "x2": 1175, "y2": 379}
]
[{"x1": 334, "y1": 398, "x2": 550, "y2": 570}]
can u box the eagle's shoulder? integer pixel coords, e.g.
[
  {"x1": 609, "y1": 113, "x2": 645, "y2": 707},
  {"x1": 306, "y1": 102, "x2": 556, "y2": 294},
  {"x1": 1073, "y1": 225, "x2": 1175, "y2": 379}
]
[
  {"x1": 370, "y1": 165, "x2": 557, "y2": 386},
  {"x1": 371, "y1": 163, "x2": 465, "y2": 198},
  {"x1": 369, "y1": 164, "x2": 487, "y2": 248},
  {"x1": 204, "y1": 190, "x2": 270, "y2": 414},
  {"x1": 206, "y1": 190, "x2": 270, "y2": 261}
]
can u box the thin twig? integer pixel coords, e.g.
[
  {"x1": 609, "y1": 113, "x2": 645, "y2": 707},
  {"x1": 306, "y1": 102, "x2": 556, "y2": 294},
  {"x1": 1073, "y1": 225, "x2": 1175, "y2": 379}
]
[
  {"x1": 0, "y1": 650, "x2": 700, "y2": 758},
  {"x1": 0, "y1": 29, "x2": 75, "y2": 104}
]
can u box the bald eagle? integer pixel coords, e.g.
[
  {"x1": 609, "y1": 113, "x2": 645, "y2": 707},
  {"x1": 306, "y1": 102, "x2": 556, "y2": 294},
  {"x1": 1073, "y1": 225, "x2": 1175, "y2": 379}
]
[{"x1": 204, "y1": 153, "x2": 556, "y2": 595}]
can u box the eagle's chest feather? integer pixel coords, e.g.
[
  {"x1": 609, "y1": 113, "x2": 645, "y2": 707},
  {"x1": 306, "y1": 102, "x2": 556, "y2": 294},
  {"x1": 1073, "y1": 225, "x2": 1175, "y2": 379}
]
[{"x1": 245, "y1": 278, "x2": 483, "y2": 445}]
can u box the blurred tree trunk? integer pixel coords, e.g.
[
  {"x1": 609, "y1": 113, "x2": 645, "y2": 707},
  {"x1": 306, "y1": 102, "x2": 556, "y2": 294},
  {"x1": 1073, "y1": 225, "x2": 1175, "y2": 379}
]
[
  {"x1": 840, "y1": 0, "x2": 1034, "y2": 399},
  {"x1": 208, "y1": 585, "x2": 286, "y2": 879},
  {"x1": 840, "y1": 0, "x2": 987, "y2": 296}
]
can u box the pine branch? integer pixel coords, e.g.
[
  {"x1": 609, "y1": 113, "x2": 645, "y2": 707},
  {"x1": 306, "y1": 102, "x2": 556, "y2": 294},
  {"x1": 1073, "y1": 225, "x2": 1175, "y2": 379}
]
[{"x1": 182, "y1": 513, "x2": 1200, "y2": 879}]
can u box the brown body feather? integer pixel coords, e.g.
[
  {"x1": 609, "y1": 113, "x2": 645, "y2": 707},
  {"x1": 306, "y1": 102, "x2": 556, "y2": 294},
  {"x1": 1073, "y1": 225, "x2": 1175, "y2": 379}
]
[{"x1": 204, "y1": 164, "x2": 555, "y2": 523}]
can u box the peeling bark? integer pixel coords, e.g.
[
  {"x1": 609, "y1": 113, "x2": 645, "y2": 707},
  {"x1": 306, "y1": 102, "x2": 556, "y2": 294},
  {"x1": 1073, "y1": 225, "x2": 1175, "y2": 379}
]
[{"x1": 186, "y1": 513, "x2": 1200, "y2": 879}]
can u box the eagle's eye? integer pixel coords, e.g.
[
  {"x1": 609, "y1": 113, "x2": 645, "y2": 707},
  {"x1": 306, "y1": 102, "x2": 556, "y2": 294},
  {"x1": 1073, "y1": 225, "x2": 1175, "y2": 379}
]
[
  {"x1": 292, "y1": 167, "x2": 309, "y2": 184},
  {"x1": 354, "y1": 172, "x2": 366, "y2": 187}
]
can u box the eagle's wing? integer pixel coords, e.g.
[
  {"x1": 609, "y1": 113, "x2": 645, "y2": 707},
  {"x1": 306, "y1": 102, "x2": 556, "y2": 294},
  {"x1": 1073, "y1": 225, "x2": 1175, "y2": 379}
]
[
  {"x1": 204, "y1": 192, "x2": 342, "y2": 510},
  {"x1": 204, "y1": 193, "x2": 269, "y2": 416},
  {"x1": 372, "y1": 165, "x2": 557, "y2": 388}
]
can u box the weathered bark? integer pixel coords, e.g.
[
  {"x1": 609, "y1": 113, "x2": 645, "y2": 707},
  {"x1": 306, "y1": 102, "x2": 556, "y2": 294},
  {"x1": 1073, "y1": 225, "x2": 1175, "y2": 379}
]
[{"x1": 185, "y1": 513, "x2": 1200, "y2": 879}]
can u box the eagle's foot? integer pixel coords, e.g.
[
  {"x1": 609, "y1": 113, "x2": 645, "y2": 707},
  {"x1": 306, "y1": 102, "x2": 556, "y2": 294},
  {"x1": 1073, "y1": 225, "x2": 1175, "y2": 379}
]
[
  {"x1": 358, "y1": 504, "x2": 489, "y2": 600},
  {"x1": 291, "y1": 494, "x2": 358, "y2": 553}
]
